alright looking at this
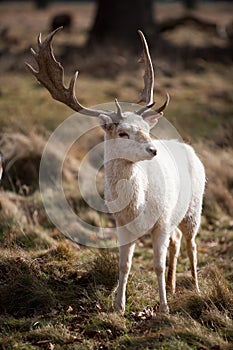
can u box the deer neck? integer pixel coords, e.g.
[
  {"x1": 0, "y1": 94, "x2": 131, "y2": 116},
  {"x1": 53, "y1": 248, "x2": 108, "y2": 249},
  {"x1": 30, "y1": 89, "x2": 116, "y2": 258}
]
[
  {"x1": 103, "y1": 135, "x2": 134, "y2": 192},
  {"x1": 104, "y1": 158, "x2": 134, "y2": 186},
  {"x1": 103, "y1": 139, "x2": 146, "y2": 202},
  {"x1": 103, "y1": 144, "x2": 149, "y2": 226}
]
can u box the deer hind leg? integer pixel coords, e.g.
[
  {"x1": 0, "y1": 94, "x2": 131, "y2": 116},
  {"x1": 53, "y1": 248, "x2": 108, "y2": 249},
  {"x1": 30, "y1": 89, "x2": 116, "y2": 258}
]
[
  {"x1": 151, "y1": 230, "x2": 170, "y2": 313},
  {"x1": 166, "y1": 227, "x2": 182, "y2": 294},
  {"x1": 114, "y1": 241, "x2": 135, "y2": 314},
  {"x1": 179, "y1": 216, "x2": 201, "y2": 293}
]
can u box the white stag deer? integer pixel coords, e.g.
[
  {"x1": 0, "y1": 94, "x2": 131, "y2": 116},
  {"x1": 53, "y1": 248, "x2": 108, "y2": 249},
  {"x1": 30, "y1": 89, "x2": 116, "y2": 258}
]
[{"x1": 27, "y1": 28, "x2": 205, "y2": 314}]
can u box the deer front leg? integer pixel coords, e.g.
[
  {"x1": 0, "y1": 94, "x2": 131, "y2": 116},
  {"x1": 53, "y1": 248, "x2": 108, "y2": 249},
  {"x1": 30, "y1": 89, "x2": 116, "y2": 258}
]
[
  {"x1": 151, "y1": 230, "x2": 170, "y2": 313},
  {"x1": 115, "y1": 240, "x2": 135, "y2": 314}
]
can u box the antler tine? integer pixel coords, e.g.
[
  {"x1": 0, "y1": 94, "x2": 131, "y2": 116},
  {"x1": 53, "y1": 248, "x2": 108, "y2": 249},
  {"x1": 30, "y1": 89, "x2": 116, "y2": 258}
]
[
  {"x1": 37, "y1": 32, "x2": 42, "y2": 46},
  {"x1": 142, "y1": 93, "x2": 170, "y2": 118},
  {"x1": 137, "y1": 30, "x2": 154, "y2": 114},
  {"x1": 155, "y1": 92, "x2": 170, "y2": 113},
  {"x1": 26, "y1": 27, "x2": 110, "y2": 117},
  {"x1": 115, "y1": 98, "x2": 124, "y2": 120}
]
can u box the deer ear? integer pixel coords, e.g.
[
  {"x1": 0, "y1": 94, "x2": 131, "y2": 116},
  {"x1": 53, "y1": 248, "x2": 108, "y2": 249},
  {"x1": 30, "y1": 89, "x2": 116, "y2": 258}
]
[
  {"x1": 143, "y1": 112, "x2": 162, "y2": 129},
  {"x1": 99, "y1": 114, "x2": 114, "y2": 131}
]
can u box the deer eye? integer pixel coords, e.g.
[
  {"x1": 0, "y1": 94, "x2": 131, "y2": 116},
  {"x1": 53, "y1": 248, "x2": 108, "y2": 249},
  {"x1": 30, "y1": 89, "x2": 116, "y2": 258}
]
[{"x1": 118, "y1": 131, "x2": 129, "y2": 138}]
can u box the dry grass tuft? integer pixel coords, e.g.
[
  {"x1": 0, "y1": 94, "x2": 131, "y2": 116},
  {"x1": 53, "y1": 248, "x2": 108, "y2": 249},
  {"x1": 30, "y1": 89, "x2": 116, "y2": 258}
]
[
  {"x1": 84, "y1": 312, "x2": 127, "y2": 341},
  {"x1": 199, "y1": 143, "x2": 233, "y2": 220},
  {"x1": 0, "y1": 132, "x2": 45, "y2": 194},
  {"x1": 172, "y1": 266, "x2": 233, "y2": 314},
  {"x1": 34, "y1": 241, "x2": 81, "y2": 289},
  {"x1": 86, "y1": 250, "x2": 119, "y2": 291},
  {"x1": 214, "y1": 119, "x2": 233, "y2": 149},
  {"x1": 169, "y1": 265, "x2": 233, "y2": 346},
  {"x1": 201, "y1": 266, "x2": 233, "y2": 316},
  {"x1": 0, "y1": 250, "x2": 55, "y2": 316},
  {"x1": 26, "y1": 324, "x2": 75, "y2": 347},
  {"x1": 0, "y1": 132, "x2": 79, "y2": 195}
]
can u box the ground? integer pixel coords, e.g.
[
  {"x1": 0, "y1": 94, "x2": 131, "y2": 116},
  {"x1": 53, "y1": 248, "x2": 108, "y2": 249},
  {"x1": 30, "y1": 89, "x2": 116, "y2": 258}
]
[{"x1": 0, "y1": 1, "x2": 232, "y2": 349}]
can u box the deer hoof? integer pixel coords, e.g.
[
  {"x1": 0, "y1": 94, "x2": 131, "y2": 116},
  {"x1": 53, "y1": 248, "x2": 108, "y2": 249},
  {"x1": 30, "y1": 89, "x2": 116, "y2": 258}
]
[{"x1": 159, "y1": 303, "x2": 169, "y2": 314}]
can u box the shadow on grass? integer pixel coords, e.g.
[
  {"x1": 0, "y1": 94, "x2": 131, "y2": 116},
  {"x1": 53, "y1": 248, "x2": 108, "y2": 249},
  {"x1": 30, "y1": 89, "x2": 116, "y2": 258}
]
[
  {"x1": 0, "y1": 244, "x2": 118, "y2": 318},
  {"x1": 0, "y1": 235, "x2": 232, "y2": 349}
]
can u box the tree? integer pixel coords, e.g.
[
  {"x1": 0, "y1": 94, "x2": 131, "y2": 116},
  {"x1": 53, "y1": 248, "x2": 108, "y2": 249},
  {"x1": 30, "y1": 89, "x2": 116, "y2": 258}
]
[
  {"x1": 34, "y1": 0, "x2": 49, "y2": 9},
  {"x1": 182, "y1": 0, "x2": 199, "y2": 10},
  {"x1": 88, "y1": 0, "x2": 155, "y2": 47}
]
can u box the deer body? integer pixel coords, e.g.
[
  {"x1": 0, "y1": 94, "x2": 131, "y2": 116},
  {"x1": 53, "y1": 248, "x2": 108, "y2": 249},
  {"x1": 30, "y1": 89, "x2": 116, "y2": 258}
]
[
  {"x1": 102, "y1": 112, "x2": 205, "y2": 313},
  {"x1": 27, "y1": 28, "x2": 205, "y2": 315}
]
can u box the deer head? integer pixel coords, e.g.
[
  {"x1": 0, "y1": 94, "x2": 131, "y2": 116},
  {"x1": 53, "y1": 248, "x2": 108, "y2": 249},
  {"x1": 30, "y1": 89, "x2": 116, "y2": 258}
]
[{"x1": 26, "y1": 28, "x2": 169, "y2": 161}]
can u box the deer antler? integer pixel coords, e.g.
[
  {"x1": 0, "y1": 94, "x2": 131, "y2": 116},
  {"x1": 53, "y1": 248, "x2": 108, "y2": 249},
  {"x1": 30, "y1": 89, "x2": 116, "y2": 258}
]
[
  {"x1": 26, "y1": 27, "x2": 168, "y2": 119},
  {"x1": 26, "y1": 27, "x2": 111, "y2": 117},
  {"x1": 138, "y1": 30, "x2": 154, "y2": 107},
  {"x1": 137, "y1": 30, "x2": 169, "y2": 116}
]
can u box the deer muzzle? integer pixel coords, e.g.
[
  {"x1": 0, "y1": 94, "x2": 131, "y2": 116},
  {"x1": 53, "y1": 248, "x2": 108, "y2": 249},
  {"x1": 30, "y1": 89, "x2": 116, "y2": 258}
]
[{"x1": 146, "y1": 146, "x2": 157, "y2": 156}]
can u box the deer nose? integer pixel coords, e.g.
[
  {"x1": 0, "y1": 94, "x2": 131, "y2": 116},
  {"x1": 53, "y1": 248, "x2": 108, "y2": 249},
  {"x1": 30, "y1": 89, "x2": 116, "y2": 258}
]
[{"x1": 146, "y1": 146, "x2": 157, "y2": 156}]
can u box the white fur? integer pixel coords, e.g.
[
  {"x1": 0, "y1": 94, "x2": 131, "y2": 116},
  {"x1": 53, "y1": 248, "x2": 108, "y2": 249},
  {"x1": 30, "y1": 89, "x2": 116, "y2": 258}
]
[{"x1": 100, "y1": 111, "x2": 205, "y2": 314}]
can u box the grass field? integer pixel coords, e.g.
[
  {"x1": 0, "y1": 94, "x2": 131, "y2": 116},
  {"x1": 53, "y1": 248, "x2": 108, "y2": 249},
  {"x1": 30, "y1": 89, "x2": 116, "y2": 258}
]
[{"x1": 0, "y1": 1, "x2": 233, "y2": 349}]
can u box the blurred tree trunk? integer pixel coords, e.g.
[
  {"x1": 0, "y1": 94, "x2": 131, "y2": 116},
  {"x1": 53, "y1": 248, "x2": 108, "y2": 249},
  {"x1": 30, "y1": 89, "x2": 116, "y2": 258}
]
[
  {"x1": 88, "y1": 0, "x2": 155, "y2": 47},
  {"x1": 182, "y1": 0, "x2": 198, "y2": 10},
  {"x1": 34, "y1": 0, "x2": 49, "y2": 9}
]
